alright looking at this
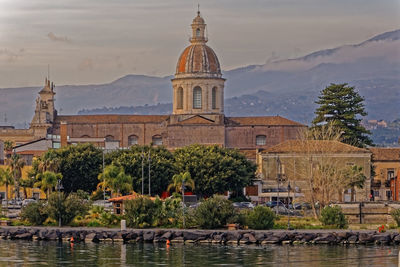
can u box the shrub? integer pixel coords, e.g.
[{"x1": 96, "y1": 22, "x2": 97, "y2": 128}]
[
  {"x1": 46, "y1": 192, "x2": 90, "y2": 225},
  {"x1": 124, "y1": 197, "x2": 157, "y2": 228},
  {"x1": 320, "y1": 205, "x2": 347, "y2": 228},
  {"x1": 246, "y1": 206, "x2": 275, "y2": 230},
  {"x1": 194, "y1": 196, "x2": 235, "y2": 229},
  {"x1": 20, "y1": 201, "x2": 47, "y2": 225},
  {"x1": 391, "y1": 209, "x2": 400, "y2": 227}
]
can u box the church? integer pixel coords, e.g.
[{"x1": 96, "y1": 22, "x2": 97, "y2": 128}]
[{"x1": 0, "y1": 11, "x2": 305, "y2": 162}]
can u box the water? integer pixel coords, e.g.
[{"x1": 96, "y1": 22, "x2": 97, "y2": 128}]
[{"x1": 0, "y1": 240, "x2": 398, "y2": 266}]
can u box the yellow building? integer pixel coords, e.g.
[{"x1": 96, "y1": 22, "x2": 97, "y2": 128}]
[
  {"x1": 0, "y1": 165, "x2": 46, "y2": 200},
  {"x1": 369, "y1": 148, "x2": 400, "y2": 201}
]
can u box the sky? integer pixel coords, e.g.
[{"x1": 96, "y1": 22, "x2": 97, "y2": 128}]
[{"x1": 0, "y1": 0, "x2": 399, "y2": 88}]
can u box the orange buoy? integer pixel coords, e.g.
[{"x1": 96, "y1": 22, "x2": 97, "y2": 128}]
[
  {"x1": 70, "y1": 237, "x2": 74, "y2": 243},
  {"x1": 166, "y1": 240, "x2": 171, "y2": 245}
]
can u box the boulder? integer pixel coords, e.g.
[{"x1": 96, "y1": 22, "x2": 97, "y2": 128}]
[
  {"x1": 159, "y1": 231, "x2": 172, "y2": 242},
  {"x1": 183, "y1": 231, "x2": 208, "y2": 241},
  {"x1": 358, "y1": 233, "x2": 375, "y2": 244},
  {"x1": 312, "y1": 233, "x2": 337, "y2": 244},
  {"x1": 372, "y1": 234, "x2": 391, "y2": 244},
  {"x1": 143, "y1": 231, "x2": 155, "y2": 242},
  {"x1": 15, "y1": 232, "x2": 33, "y2": 240}
]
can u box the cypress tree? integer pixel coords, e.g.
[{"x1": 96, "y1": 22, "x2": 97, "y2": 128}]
[{"x1": 312, "y1": 83, "x2": 373, "y2": 148}]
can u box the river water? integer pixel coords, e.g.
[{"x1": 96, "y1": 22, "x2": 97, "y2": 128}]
[{"x1": 0, "y1": 240, "x2": 398, "y2": 266}]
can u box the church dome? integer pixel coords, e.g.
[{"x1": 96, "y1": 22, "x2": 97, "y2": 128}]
[
  {"x1": 176, "y1": 44, "x2": 221, "y2": 76},
  {"x1": 174, "y1": 11, "x2": 222, "y2": 78}
]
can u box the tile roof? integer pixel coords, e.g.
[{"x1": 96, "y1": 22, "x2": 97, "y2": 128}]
[
  {"x1": 263, "y1": 140, "x2": 370, "y2": 154},
  {"x1": 55, "y1": 115, "x2": 169, "y2": 124},
  {"x1": 176, "y1": 115, "x2": 215, "y2": 125},
  {"x1": 369, "y1": 148, "x2": 400, "y2": 161},
  {"x1": 226, "y1": 116, "x2": 305, "y2": 127},
  {"x1": 109, "y1": 193, "x2": 156, "y2": 202}
]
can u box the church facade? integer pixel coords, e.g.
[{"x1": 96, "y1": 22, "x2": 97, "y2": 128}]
[{"x1": 0, "y1": 12, "x2": 305, "y2": 160}]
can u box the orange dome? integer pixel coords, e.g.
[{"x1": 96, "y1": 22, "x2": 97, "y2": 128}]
[{"x1": 176, "y1": 44, "x2": 221, "y2": 75}]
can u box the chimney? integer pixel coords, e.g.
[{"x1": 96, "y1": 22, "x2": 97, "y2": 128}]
[{"x1": 60, "y1": 121, "x2": 68, "y2": 147}]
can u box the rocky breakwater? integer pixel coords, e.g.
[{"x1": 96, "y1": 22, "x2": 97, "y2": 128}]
[{"x1": 1, "y1": 227, "x2": 400, "y2": 245}]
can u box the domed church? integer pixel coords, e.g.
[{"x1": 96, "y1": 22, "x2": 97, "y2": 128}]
[{"x1": 0, "y1": 11, "x2": 305, "y2": 160}]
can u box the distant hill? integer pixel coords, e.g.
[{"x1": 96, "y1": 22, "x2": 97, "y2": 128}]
[{"x1": 1, "y1": 29, "x2": 399, "y2": 128}]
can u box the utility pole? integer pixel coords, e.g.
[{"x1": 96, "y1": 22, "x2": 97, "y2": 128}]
[
  {"x1": 103, "y1": 139, "x2": 106, "y2": 205},
  {"x1": 182, "y1": 180, "x2": 185, "y2": 229},
  {"x1": 276, "y1": 157, "x2": 281, "y2": 215},
  {"x1": 287, "y1": 182, "x2": 291, "y2": 230},
  {"x1": 141, "y1": 148, "x2": 144, "y2": 195},
  {"x1": 148, "y1": 149, "x2": 151, "y2": 196}
]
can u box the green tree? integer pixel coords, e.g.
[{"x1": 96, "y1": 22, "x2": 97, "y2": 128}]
[
  {"x1": 246, "y1": 206, "x2": 275, "y2": 230},
  {"x1": 173, "y1": 144, "x2": 256, "y2": 197},
  {"x1": 21, "y1": 201, "x2": 47, "y2": 225},
  {"x1": 3, "y1": 140, "x2": 14, "y2": 152},
  {"x1": 36, "y1": 150, "x2": 60, "y2": 173},
  {"x1": 31, "y1": 144, "x2": 102, "y2": 194},
  {"x1": 194, "y1": 195, "x2": 235, "y2": 229},
  {"x1": 312, "y1": 83, "x2": 373, "y2": 148},
  {"x1": 344, "y1": 165, "x2": 366, "y2": 202},
  {"x1": 46, "y1": 192, "x2": 90, "y2": 225},
  {"x1": 35, "y1": 171, "x2": 62, "y2": 199},
  {"x1": 9, "y1": 154, "x2": 25, "y2": 199},
  {"x1": 98, "y1": 164, "x2": 132, "y2": 197},
  {"x1": 167, "y1": 171, "x2": 195, "y2": 194},
  {"x1": 106, "y1": 145, "x2": 175, "y2": 196},
  {"x1": 320, "y1": 205, "x2": 347, "y2": 229},
  {"x1": 0, "y1": 168, "x2": 13, "y2": 203}
]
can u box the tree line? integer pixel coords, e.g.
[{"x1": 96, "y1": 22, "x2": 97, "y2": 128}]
[{"x1": 26, "y1": 144, "x2": 256, "y2": 199}]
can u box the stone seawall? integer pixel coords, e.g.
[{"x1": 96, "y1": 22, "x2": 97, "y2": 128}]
[{"x1": 1, "y1": 227, "x2": 400, "y2": 245}]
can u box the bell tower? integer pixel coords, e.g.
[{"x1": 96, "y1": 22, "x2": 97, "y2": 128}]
[{"x1": 30, "y1": 78, "x2": 56, "y2": 138}]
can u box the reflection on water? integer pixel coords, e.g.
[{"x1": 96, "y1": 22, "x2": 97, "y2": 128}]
[{"x1": 0, "y1": 240, "x2": 398, "y2": 266}]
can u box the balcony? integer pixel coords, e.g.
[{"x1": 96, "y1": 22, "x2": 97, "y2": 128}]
[{"x1": 371, "y1": 180, "x2": 381, "y2": 188}]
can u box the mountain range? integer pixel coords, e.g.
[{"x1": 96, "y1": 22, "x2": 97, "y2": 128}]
[{"x1": 1, "y1": 29, "x2": 399, "y2": 128}]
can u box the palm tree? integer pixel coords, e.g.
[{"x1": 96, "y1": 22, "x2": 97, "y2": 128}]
[
  {"x1": 0, "y1": 168, "x2": 13, "y2": 205},
  {"x1": 3, "y1": 140, "x2": 14, "y2": 159},
  {"x1": 9, "y1": 154, "x2": 25, "y2": 199},
  {"x1": 98, "y1": 165, "x2": 133, "y2": 197},
  {"x1": 35, "y1": 171, "x2": 62, "y2": 199},
  {"x1": 37, "y1": 150, "x2": 60, "y2": 173},
  {"x1": 167, "y1": 171, "x2": 195, "y2": 194},
  {"x1": 344, "y1": 165, "x2": 366, "y2": 202}
]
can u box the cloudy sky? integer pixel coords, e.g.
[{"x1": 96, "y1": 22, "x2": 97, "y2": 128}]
[{"x1": 0, "y1": 0, "x2": 399, "y2": 87}]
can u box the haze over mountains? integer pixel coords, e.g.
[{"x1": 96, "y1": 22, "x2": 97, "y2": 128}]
[{"x1": 1, "y1": 29, "x2": 399, "y2": 128}]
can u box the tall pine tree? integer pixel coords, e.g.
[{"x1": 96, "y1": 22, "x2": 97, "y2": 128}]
[{"x1": 312, "y1": 83, "x2": 373, "y2": 148}]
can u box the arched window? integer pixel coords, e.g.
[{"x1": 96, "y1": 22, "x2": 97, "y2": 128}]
[
  {"x1": 256, "y1": 135, "x2": 266, "y2": 146},
  {"x1": 152, "y1": 135, "x2": 163, "y2": 146},
  {"x1": 212, "y1": 87, "x2": 217, "y2": 109},
  {"x1": 177, "y1": 87, "x2": 183, "y2": 109},
  {"x1": 105, "y1": 135, "x2": 114, "y2": 141},
  {"x1": 196, "y1": 28, "x2": 201, "y2": 37},
  {"x1": 128, "y1": 135, "x2": 138, "y2": 146},
  {"x1": 193, "y1": 86, "x2": 202, "y2": 109}
]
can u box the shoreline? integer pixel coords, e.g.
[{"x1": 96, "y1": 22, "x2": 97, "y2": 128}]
[{"x1": 0, "y1": 226, "x2": 399, "y2": 245}]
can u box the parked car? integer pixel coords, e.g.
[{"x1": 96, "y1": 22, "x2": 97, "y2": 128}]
[
  {"x1": 265, "y1": 201, "x2": 286, "y2": 208},
  {"x1": 233, "y1": 202, "x2": 255, "y2": 209},
  {"x1": 22, "y1": 198, "x2": 37, "y2": 207},
  {"x1": 272, "y1": 205, "x2": 303, "y2": 216}
]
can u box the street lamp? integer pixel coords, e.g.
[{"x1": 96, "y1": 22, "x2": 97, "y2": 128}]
[
  {"x1": 182, "y1": 181, "x2": 186, "y2": 229},
  {"x1": 287, "y1": 182, "x2": 291, "y2": 230},
  {"x1": 56, "y1": 179, "x2": 63, "y2": 227}
]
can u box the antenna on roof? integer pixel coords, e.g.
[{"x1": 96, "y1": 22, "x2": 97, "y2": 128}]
[
  {"x1": 197, "y1": 3, "x2": 200, "y2": 15},
  {"x1": 48, "y1": 64, "x2": 50, "y2": 81}
]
